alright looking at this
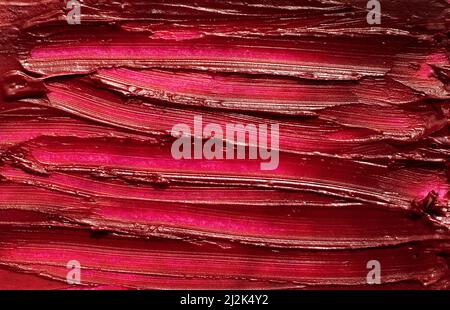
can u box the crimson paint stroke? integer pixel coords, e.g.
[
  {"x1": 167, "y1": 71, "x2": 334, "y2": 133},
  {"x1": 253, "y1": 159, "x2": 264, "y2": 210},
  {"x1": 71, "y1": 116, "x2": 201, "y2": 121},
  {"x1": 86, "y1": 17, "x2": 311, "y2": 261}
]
[{"x1": 0, "y1": 0, "x2": 449, "y2": 290}]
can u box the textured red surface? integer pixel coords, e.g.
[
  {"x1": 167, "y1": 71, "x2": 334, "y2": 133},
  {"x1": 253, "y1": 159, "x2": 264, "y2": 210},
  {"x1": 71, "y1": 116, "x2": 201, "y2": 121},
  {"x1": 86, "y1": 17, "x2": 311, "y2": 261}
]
[{"x1": 0, "y1": 0, "x2": 449, "y2": 289}]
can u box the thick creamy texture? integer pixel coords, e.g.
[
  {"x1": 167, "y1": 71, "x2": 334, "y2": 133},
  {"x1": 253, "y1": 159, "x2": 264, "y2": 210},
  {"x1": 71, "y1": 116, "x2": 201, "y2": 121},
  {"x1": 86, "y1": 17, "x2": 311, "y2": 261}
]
[{"x1": 0, "y1": 0, "x2": 449, "y2": 289}]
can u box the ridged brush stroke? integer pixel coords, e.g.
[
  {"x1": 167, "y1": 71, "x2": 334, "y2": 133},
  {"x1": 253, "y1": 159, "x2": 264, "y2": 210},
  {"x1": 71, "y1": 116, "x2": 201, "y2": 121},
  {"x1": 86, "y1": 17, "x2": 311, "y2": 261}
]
[
  {"x1": 1, "y1": 137, "x2": 449, "y2": 210},
  {"x1": 0, "y1": 227, "x2": 449, "y2": 289},
  {"x1": 22, "y1": 35, "x2": 449, "y2": 89},
  {"x1": 91, "y1": 68, "x2": 422, "y2": 115},
  {"x1": 0, "y1": 182, "x2": 449, "y2": 249},
  {"x1": 0, "y1": 0, "x2": 449, "y2": 290},
  {"x1": 39, "y1": 79, "x2": 449, "y2": 154}
]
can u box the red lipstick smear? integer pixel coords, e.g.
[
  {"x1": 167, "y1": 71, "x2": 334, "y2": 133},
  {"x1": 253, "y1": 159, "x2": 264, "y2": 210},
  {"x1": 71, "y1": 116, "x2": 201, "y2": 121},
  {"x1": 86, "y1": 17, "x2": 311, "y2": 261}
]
[{"x1": 0, "y1": 0, "x2": 449, "y2": 289}]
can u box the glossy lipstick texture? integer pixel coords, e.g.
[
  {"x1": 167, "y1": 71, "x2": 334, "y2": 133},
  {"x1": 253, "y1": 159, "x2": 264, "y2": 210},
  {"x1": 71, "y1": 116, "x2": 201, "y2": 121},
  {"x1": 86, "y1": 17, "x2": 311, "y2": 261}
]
[{"x1": 0, "y1": 0, "x2": 449, "y2": 289}]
